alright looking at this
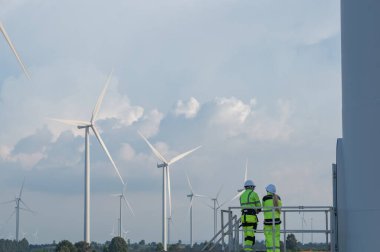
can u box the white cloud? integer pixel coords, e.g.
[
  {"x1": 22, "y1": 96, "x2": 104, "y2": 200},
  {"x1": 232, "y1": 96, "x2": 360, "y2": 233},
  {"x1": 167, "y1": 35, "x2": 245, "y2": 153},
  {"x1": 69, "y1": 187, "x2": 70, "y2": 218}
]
[
  {"x1": 246, "y1": 99, "x2": 294, "y2": 141},
  {"x1": 174, "y1": 97, "x2": 200, "y2": 118},
  {"x1": 207, "y1": 97, "x2": 293, "y2": 141},
  {"x1": 0, "y1": 145, "x2": 11, "y2": 160},
  {"x1": 11, "y1": 151, "x2": 46, "y2": 169},
  {"x1": 119, "y1": 143, "x2": 136, "y2": 161},
  {"x1": 138, "y1": 109, "x2": 164, "y2": 138},
  {"x1": 98, "y1": 88, "x2": 144, "y2": 128},
  {"x1": 212, "y1": 97, "x2": 252, "y2": 124}
]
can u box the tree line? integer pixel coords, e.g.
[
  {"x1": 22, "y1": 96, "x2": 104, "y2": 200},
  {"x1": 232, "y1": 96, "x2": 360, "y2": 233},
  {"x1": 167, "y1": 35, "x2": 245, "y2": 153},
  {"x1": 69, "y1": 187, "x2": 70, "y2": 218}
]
[{"x1": 0, "y1": 235, "x2": 331, "y2": 252}]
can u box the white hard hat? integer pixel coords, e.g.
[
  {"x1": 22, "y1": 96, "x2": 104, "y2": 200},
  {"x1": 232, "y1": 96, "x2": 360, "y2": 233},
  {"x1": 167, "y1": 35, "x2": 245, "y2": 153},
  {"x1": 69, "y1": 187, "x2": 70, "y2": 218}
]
[
  {"x1": 266, "y1": 184, "x2": 276, "y2": 194},
  {"x1": 244, "y1": 179, "x2": 256, "y2": 187}
]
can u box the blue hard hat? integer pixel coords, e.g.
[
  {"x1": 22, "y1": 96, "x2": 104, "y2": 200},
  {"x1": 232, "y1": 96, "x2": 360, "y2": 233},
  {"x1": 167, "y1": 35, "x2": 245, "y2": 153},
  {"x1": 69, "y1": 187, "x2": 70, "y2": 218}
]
[{"x1": 266, "y1": 184, "x2": 276, "y2": 194}]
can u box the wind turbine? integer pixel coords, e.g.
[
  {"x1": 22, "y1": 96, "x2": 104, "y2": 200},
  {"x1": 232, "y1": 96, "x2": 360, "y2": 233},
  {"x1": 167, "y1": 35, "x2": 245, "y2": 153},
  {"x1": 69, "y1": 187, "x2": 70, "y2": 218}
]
[
  {"x1": 310, "y1": 217, "x2": 313, "y2": 243},
  {"x1": 0, "y1": 21, "x2": 31, "y2": 79},
  {"x1": 112, "y1": 185, "x2": 134, "y2": 238},
  {"x1": 121, "y1": 228, "x2": 129, "y2": 240},
  {"x1": 300, "y1": 212, "x2": 307, "y2": 244},
  {"x1": 110, "y1": 222, "x2": 116, "y2": 237},
  {"x1": 32, "y1": 229, "x2": 39, "y2": 244},
  {"x1": 138, "y1": 131, "x2": 201, "y2": 251},
  {"x1": 218, "y1": 159, "x2": 249, "y2": 210},
  {"x1": 51, "y1": 71, "x2": 125, "y2": 244},
  {"x1": 210, "y1": 186, "x2": 223, "y2": 236},
  {"x1": 186, "y1": 174, "x2": 208, "y2": 247},
  {"x1": 0, "y1": 179, "x2": 34, "y2": 242}
]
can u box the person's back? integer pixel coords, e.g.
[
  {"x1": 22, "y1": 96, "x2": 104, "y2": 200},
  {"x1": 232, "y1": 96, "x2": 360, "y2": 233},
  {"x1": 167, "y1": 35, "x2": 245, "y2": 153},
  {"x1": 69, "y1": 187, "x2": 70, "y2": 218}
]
[
  {"x1": 262, "y1": 184, "x2": 282, "y2": 252},
  {"x1": 240, "y1": 179, "x2": 261, "y2": 252}
]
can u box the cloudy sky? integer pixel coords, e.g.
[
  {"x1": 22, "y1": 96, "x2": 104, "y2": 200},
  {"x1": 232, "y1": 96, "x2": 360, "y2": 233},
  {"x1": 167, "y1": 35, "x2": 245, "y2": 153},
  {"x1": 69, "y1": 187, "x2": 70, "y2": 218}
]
[{"x1": 0, "y1": 0, "x2": 341, "y2": 245}]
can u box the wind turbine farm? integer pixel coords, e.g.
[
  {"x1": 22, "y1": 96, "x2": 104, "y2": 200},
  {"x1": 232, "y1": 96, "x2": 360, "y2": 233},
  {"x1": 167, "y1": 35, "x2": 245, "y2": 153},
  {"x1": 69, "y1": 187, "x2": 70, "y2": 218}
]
[{"x1": 0, "y1": 1, "x2": 359, "y2": 251}]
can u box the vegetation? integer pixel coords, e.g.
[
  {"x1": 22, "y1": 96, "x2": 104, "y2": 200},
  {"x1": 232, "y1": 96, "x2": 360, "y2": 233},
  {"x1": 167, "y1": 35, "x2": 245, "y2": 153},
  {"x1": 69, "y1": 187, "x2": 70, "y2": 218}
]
[
  {"x1": 0, "y1": 236, "x2": 331, "y2": 252},
  {"x1": 0, "y1": 238, "x2": 29, "y2": 252},
  {"x1": 108, "y1": 237, "x2": 128, "y2": 252}
]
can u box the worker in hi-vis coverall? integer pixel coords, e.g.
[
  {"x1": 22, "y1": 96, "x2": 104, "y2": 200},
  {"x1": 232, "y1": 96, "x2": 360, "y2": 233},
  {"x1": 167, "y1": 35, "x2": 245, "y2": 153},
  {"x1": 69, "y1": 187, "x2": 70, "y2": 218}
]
[
  {"x1": 262, "y1": 184, "x2": 282, "y2": 252},
  {"x1": 240, "y1": 179, "x2": 261, "y2": 251}
]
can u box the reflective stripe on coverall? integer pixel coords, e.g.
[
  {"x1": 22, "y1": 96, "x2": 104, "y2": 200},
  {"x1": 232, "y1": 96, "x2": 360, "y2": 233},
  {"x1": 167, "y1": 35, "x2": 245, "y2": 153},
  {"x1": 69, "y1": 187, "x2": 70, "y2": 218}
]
[
  {"x1": 240, "y1": 189, "x2": 261, "y2": 251},
  {"x1": 262, "y1": 193, "x2": 282, "y2": 252}
]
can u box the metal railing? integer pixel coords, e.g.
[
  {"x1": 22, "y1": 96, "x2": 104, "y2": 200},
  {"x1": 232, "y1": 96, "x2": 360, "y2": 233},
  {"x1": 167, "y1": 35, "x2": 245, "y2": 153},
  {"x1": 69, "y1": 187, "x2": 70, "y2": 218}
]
[{"x1": 202, "y1": 205, "x2": 335, "y2": 252}]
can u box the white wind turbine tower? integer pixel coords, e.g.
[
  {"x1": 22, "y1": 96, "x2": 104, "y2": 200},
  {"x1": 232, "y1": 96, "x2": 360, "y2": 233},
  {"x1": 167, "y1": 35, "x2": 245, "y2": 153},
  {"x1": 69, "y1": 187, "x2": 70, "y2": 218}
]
[
  {"x1": 51, "y1": 71, "x2": 125, "y2": 244},
  {"x1": 186, "y1": 174, "x2": 208, "y2": 247},
  {"x1": 138, "y1": 131, "x2": 201, "y2": 251},
  {"x1": 0, "y1": 179, "x2": 35, "y2": 242},
  {"x1": 0, "y1": 21, "x2": 31, "y2": 79}
]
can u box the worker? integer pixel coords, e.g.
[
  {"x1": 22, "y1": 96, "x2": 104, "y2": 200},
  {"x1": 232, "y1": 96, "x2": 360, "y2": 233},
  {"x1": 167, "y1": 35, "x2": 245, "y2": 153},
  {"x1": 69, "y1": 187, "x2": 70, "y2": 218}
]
[
  {"x1": 240, "y1": 179, "x2": 261, "y2": 251},
  {"x1": 262, "y1": 184, "x2": 282, "y2": 252}
]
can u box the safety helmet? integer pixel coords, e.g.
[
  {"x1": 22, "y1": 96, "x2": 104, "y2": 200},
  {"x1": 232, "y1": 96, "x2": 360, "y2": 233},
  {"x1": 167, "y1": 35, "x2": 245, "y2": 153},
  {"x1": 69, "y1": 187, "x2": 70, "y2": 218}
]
[
  {"x1": 266, "y1": 184, "x2": 276, "y2": 194},
  {"x1": 244, "y1": 179, "x2": 256, "y2": 188}
]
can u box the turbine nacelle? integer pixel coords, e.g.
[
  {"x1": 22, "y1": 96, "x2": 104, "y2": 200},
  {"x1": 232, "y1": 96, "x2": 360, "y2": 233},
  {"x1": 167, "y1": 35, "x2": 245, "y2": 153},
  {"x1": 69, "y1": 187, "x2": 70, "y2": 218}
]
[
  {"x1": 157, "y1": 163, "x2": 168, "y2": 168},
  {"x1": 77, "y1": 125, "x2": 90, "y2": 129}
]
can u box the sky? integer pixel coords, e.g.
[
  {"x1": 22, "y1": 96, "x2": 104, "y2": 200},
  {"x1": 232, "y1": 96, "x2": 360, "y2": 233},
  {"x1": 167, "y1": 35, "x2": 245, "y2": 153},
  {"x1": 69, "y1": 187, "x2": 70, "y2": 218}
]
[{"x1": 0, "y1": 0, "x2": 341, "y2": 245}]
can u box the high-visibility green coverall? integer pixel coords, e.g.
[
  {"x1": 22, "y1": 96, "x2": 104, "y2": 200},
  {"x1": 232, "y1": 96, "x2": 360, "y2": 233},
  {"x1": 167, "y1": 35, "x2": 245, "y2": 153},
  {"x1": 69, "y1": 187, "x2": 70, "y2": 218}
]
[
  {"x1": 262, "y1": 193, "x2": 282, "y2": 252},
  {"x1": 240, "y1": 189, "x2": 261, "y2": 252}
]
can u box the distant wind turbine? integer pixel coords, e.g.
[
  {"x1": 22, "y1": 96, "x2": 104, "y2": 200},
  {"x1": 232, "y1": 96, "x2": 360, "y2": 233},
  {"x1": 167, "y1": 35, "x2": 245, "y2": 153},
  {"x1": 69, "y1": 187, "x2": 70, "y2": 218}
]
[
  {"x1": 0, "y1": 179, "x2": 35, "y2": 242},
  {"x1": 112, "y1": 185, "x2": 134, "y2": 238},
  {"x1": 110, "y1": 222, "x2": 116, "y2": 237},
  {"x1": 300, "y1": 212, "x2": 307, "y2": 244},
  {"x1": 51, "y1": 71, "x2": 125, "y2": 244},
  {"x1": 121, "y1": 228, "x2": 129, "y2": 240},
  {"x1": 0, "y1": 21, "x2": 31, "y2": 79},
  {"x1": 218, "y1": 159, "x2": 250, "y2": 209},
  {"x1": 32, "y1": 228, "x2": 39, "y2": 244},
  {"x1": 186, "y1": 174, "x2": 208, "y2": 247},
  {"x1": 138, "y1": 131, "x2": 201, "y2": 251}
]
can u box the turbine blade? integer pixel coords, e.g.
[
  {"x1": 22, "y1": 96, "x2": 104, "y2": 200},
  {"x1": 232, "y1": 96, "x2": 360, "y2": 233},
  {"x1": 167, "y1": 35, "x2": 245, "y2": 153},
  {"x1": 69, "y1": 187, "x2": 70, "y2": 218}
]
[
  {"x1": 200, "y1": 200, "x2": 214, "y2": 210},
  {"x1": 0, "y1": 199, "x2": 15, "y2": 205},
  {"x1": 189, "y1": 197, "x2": 194, "y2": 210},
  {"x1": 168, "y1": 146, "x2": 201, "y2": 165},
  {"x1": 0, "y1": 21, "x2": 31, "y2": 80},
  {"x1": 110, "y1": 223, "x2": 115, "y2": 236},
  {"x1": 194, "y1": 194, "x2": 209, "y2": 198},
  {"x1": 186, "y1": 173, "x2": 194, "y2": 193},
  {"x1": 216, "y1": 199, "x2": 221, "y2": 208},
  {"x1": 2, "y1": 210, "x2": 16, "y2": 226},
  {"x1": 49, "y1": 118, "x2": 91, "y2": 127},
  {"x1": 19, "y1": 178, "x2": 25, "y2": 198},
  {"x1": 138, "y1": 131, "x2": 168, "y2": 164},
  {"x1": 92, "y1": 126, "x2": 125, "y2": 185},
  {"x1": 122, "y1": 195, "x2": 135, "y2": 216},
  {"x1": 167, "y1": 166, "x2": 172, "y2": 218},
  {"x1": 244, "y1": 159, "x2": 248, "y2": 182},
  {"x1": 20, "y1": 199, "x2": 35, "y2": 214},
  {"x1": 216, "y1": 185, "x2": 223, "y2": 199},
  {"x1": 91, "y1": 70, "x2": 113, "y2": 123},
  {"x1": 187, "y1": 196, "x2": 193, "y2": 217},
  {"x1": 218, "y1": 191, "x2": 244, "y2": 209},
  {"x1": 19, "y1": 207, "x2": 36, "y2": 214}
]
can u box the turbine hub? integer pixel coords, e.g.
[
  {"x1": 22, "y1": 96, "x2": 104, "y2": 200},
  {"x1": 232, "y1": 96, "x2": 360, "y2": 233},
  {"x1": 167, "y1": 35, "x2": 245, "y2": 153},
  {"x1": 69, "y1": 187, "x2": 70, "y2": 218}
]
[{"x1": 157, "y1": 163, "x2": 167, "y2": 168}]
